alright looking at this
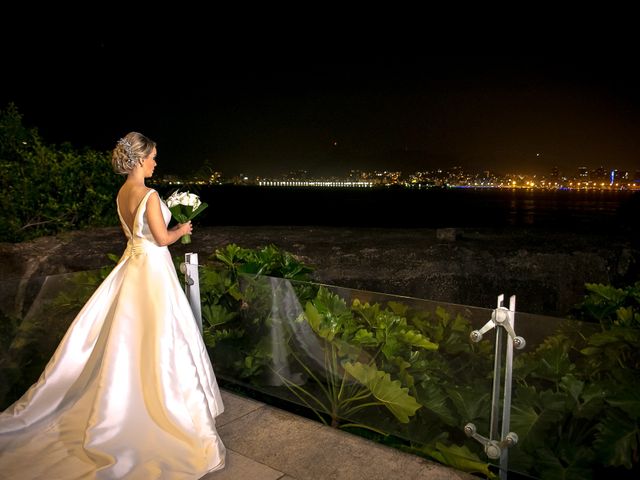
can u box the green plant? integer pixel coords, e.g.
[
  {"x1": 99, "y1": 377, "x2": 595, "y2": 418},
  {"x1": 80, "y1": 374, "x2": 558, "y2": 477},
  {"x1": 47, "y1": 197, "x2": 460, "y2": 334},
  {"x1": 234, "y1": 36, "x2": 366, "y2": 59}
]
[
  {"x1": 0, "y1": 104, "x2": 120, "y2": 242},
  {"x1": 194, "y1": 244, "x2": 316, "y2": 387},
  {"x1": 508, "y1": 281, "x2": 640, "y2": 478},
  {"x1": 574, "y1": 282, "x2": 640, "y2": 328},
  {"x1": 199, "y1": 244, "x2": 315, "y2": 347},
  {"x1": 269, "y1": 287, "x2": 424, "y2": 431}
]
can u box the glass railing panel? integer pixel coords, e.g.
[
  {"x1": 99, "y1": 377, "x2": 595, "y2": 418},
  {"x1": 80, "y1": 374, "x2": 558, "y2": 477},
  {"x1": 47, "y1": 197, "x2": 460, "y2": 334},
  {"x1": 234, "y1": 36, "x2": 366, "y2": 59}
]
[
  {"x1": 204, "y1": 273, "x2": 635, "y2": 479},
  {"x1": 3, "y1": 266, "x2": 636, "y2": 479},
  {"x1": 0, "y1": 274, "x2": 48, "y2": 321},
  {"x1": 206, "y1": 273, "x2": 502, "y2": 475},
  {"x1": 0, "y1": 259, "x2": 198, "y2": 411},
  {"x1": 0, "y1": 269, "x2": 109, "y2": 410}
]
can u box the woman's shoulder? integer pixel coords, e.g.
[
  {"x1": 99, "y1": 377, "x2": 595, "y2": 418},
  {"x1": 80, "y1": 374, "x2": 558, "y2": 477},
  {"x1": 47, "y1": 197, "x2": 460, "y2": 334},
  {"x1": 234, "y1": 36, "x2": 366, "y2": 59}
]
[
  {"x1": 132, "y1": 186, "x2": 156, "y2": 199},
  {"x1": 118, "y1": 185, "x2": 157, "y2": 208},
  {"x1": 118, "y1": 183, "x2": 154, "y2": 196},
  {"x1": 144, "y1": 188, "x2": 162, "y2": 208}
]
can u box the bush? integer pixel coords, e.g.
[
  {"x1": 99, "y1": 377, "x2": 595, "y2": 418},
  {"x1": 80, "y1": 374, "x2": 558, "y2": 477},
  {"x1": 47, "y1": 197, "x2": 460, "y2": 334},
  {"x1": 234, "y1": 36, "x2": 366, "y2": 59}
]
[{"x1": 0, "y1": 103, "x2": 120, "y2": 242}]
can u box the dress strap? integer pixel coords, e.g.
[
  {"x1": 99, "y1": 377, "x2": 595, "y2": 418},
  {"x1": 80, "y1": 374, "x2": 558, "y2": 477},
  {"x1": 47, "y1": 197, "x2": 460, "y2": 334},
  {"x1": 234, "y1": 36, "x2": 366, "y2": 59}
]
[{"x1": 133, "y1": 189, "x2": 157, "y2": 225}]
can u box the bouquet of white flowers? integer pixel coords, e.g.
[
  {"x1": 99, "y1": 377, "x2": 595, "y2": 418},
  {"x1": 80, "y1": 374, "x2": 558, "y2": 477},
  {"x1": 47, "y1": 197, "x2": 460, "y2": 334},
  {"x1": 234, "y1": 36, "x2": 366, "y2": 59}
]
[{"x1": 165, "y1": 190, "x2": 208, "y2": 244}]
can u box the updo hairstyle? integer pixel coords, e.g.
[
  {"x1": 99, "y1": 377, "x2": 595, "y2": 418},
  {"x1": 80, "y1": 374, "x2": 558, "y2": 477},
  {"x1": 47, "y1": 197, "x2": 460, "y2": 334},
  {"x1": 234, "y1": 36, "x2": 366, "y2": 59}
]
[{"x1": 111, "y1": 132, "x2": 156, "y2": 175}]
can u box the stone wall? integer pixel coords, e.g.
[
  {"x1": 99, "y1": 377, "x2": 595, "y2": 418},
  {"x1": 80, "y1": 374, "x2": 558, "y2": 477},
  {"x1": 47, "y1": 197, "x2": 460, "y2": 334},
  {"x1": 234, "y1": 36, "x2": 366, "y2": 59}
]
[{"x1": 1, "y1": 225, "x2": 637, "y2": 318}]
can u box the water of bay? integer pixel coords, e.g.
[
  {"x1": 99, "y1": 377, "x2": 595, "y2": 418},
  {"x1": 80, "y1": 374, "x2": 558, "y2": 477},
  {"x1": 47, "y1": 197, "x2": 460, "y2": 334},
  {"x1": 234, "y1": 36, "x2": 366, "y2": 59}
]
[{"x1": 154, "y1": 185, "x2": 639, "y2": 234}]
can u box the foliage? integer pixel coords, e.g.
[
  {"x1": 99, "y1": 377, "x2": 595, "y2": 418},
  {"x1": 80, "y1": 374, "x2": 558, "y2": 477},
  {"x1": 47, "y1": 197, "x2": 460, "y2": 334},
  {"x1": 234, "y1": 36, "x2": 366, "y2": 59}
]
[
  {"x1": 509, "y1": 281, "x2": 640, "y2": 478},
  {"x1": 196, "y1": 244, "x2": 307, "y2": 356},
  {"x1": 415, "y1": 442, "x2": 498, "y2": 479},
  {"x1": 203, "y1": 271, "x2": 640, "y2": 478},
  {"x1": 267, "y1": 287, "x2": 425, "y2": 431},
  {"x1": 5, "y1": 228, "x2": 639, "y2": 478},
  {"x1": 212, "y1": 243, "x2": 314, "y2": 281},
  {"x1": 0, "y1": 103, "x2": 119, "y2": 242},
  {"x1": 573, "y1": 282, "x2": 640, "y2": 328},
  {"x1": 213, "y1": 279, "x2": 496, "y2": 476}
]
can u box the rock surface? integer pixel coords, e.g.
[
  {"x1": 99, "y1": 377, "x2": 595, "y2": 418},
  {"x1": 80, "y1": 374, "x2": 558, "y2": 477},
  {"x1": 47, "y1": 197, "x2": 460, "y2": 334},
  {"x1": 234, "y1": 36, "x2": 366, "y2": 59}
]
[{"x1": 1, "y1": 225, "x2": 637, "y2": 318}]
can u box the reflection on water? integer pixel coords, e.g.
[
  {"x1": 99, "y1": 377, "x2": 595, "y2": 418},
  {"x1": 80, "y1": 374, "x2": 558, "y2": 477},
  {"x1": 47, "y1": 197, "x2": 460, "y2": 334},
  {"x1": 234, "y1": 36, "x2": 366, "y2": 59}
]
[
  {"x1": 508, "y1": 198, "x2": 536, "y2": 225},
  {"x1": 153, "y1": 185, "x2": 639, "y2": 233}
]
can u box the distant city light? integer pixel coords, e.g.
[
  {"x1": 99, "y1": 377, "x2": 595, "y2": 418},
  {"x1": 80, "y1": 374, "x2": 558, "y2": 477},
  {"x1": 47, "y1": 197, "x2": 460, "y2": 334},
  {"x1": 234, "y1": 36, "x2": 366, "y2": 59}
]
[
  {"x1": 258, "y1": 180, "x2": 373, "y2": 188},
  {"x1": 155, "y1": 165, "x2": 639, "y2": 191}
]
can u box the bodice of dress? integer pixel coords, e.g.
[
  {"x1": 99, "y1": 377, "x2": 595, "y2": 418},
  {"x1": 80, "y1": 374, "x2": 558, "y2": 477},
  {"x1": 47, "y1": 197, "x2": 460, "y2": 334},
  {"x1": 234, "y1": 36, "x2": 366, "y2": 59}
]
[{"x1": 117, "y1": 189, "x2": 172, "y2": 257}]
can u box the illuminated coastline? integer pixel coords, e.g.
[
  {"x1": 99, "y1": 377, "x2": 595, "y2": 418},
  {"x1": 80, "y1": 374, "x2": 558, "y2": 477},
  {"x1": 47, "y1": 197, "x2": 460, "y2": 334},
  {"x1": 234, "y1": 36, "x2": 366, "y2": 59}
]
[{"x1": 156, "y1": 166, "x2": 640, "y2": 191}]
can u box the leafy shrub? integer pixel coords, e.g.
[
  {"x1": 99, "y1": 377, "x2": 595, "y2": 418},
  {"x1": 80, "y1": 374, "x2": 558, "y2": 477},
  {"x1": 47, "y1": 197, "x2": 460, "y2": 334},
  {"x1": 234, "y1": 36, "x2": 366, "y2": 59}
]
[
  {"x1": 0, "y1": 104, "x2": 119, "y2": 242},
  {"x1": 198, "y1": 243, "x2": 315, "y2": 349},
  {"x1": 573, "y1": 282, "x2": 640, "y2": 328},
  {"x1": 510, "y1": 282, "x2": 640, "y2": 478}
]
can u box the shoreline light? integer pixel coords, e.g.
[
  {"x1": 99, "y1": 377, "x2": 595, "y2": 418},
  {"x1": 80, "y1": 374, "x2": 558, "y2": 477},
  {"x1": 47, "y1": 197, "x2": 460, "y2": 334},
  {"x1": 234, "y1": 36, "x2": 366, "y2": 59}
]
[{"x1": 257, "y1": 180, "x2": 373, "y2": 188}]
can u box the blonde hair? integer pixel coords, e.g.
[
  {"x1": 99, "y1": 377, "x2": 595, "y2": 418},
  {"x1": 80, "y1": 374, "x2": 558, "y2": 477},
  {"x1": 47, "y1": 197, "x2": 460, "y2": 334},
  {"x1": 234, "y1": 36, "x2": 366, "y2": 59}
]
[{"x1": 111, "y1": 132, "x2": 156, "y2": 175}]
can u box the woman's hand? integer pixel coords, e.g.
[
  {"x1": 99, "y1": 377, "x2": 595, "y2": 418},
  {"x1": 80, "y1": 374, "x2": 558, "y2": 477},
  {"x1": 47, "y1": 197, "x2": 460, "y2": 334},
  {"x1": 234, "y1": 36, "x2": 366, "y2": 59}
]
[
  {"x1": 170, "y1": 221, "x2": 192, "y2": 234},
  {"x1": 179, "y1": 221, "x2": 193, "y2": 236}
]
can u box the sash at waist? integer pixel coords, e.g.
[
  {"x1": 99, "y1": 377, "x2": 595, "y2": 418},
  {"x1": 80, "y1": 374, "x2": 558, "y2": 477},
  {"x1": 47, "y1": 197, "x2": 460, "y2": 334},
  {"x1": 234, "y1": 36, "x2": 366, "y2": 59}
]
[{"x1": 123, "y1": 240, "x2": 168, "y2": 258}]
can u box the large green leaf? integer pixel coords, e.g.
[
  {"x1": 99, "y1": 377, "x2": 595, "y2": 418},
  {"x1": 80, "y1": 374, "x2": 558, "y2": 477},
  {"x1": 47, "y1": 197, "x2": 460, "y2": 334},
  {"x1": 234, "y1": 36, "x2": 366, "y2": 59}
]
[
  {"x1": 559, "y1": 374, "x2": 584, "y2": 407},
  {"x1": 203, "y1": 327, "x2": 244, "y2": 348},
  {"x1": 305, "y1": 288, "x2": 357, "y2": 340},
  {"x1": 390, "y1": 355, "x2": 414, "y2": 388},
  {"x1": 446, "y1": 385, "x2": 491, "y2": 424},
  {"x1": 577, "y1": 282, "x2": 640, "y2": 327},
  {"x1": 352, "y1": 328, "x2": 379, "y2": 347},
  {"x1": 315, "y1": 287, "x2": 351, "y2": 318},
  {"x1": 380, "y1": 334, "x2": 402, "y2": 361},
  {"x1": 305, "y1": 302, "x2": 333, "y2": 340},
  {"x1": 594, "y1": 408, "x2": 640, "y2": 469},
  {"x1": 581, "y1": 326, "x2": 640, "y2": 374},
  {"x1": 343, "y1": 361, "x2": 421, "y2": 423},
  {"x1": 422, "y1": 442, "x2": 497, "y2": 479},
  {"x1": 399, "y1": 329, "x2": 438, "y2": 350},
  {"x1": 387, "y1": 301, "x2": 409, "y2": 317},
  {"x1": 202, "y1": 303, "x2": 237, "y2": 327},
  {"x1": 213, "y1": 243, "x2": 246, "y2": 269},
  {"x1": 521, "y1": 334, "x2": 575, "y2": 382},
  {"x1": 305, "y1": 302, "x2": 345, "y2": 341},
  {"x1": 351, "y1": 299, "x2": 382, "y2": 327},
  {"x1": 414, "y1": 382, "x2": 458, "y2": 427},
  {"x1": 510, "y1": 386, "x2": 566, "y2": 448},
  {"x1": 604, "y1": 383, "x2": 640, "y2": 420},
  {"x1": 574, "y1": 382, "x2": 607, "y2": 419},
  {"x1": 535, "y1": 445, "x2": 595, "y2": 480}
]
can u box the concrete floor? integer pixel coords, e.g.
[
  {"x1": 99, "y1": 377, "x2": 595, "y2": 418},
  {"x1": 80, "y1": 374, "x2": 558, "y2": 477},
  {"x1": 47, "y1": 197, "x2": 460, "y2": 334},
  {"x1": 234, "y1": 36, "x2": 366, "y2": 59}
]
[{"x1": 203, "y1": 389, "x2": 476, "y2": 480}]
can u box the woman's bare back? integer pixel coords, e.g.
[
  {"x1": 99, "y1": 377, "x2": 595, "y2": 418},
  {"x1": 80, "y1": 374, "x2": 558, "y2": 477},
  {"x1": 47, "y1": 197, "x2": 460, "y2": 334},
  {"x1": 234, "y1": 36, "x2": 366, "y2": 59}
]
[{"x1": 117, "y1": 183, "x2": 153, "y2": 233}]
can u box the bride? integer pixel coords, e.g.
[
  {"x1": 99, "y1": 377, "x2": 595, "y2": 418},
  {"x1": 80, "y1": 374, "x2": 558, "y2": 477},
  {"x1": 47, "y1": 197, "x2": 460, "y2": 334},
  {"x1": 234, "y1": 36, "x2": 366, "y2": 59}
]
[{"x1": 0, "y1": 132, "x2": 226, "y2": 479}]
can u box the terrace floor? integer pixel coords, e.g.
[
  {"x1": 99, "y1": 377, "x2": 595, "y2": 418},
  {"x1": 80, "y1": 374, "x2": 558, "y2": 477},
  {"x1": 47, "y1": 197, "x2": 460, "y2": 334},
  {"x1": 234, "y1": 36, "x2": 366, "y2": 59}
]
[{"x1": 203, "y1": 389, "x2": 476, "y2": 480}]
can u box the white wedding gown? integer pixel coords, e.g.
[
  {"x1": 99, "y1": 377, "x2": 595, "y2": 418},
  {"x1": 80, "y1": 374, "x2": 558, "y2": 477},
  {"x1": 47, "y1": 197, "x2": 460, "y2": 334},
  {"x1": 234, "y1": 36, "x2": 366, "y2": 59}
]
[{"x1": 0, "y1": 189, "x2": 226, "y2": 479}]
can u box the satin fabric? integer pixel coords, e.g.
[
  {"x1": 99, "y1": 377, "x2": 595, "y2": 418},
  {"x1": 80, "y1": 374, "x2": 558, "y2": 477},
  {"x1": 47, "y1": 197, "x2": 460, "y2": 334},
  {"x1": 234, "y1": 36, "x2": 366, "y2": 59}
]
[{"x1": 0, "y1": 189, "x2": 226, "y2": 479}]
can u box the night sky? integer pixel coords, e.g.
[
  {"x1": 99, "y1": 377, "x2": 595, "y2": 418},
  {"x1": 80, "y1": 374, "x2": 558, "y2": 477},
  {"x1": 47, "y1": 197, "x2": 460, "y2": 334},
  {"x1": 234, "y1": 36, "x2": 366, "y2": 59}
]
[{"x1": 3, "y1": 38, "x2": 639, "y2": 178}]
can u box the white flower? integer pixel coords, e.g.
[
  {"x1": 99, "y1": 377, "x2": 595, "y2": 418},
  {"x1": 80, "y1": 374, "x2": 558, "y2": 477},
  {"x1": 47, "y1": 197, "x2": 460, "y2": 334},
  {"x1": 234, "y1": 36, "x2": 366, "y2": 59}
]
[
  {"x1": 166, "y1": 192, "x2": 180, "y2": 207},
  {"x1": 184, "y1": 192, "x2": 201, "y2": 208},
  {"x1": 166, "y1": 191, "x2": 201, "y2": 209}
]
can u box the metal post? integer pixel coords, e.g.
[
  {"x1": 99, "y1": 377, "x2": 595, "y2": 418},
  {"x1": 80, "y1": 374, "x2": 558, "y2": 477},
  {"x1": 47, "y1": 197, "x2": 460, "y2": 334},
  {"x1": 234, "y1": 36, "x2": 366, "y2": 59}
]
[
  {"x1": 465, "y1": 294, "x2": 525, "y2": 479},
  {"x1": 500, "y1": 295, "x2": 517, "y2": 477},
  {"x1": 490, "y1": 294, "x2": 505, "y2": 442},
  {"x1": 182, "y1": 252, "x2": 203, "y2": 334}
]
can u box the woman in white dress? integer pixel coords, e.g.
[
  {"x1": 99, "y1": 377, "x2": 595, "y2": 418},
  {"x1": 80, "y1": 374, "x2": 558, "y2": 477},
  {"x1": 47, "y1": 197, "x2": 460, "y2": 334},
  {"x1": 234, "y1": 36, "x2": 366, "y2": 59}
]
[{"x1": 0, "y1": 132, "x2": 226, "y2": 479}]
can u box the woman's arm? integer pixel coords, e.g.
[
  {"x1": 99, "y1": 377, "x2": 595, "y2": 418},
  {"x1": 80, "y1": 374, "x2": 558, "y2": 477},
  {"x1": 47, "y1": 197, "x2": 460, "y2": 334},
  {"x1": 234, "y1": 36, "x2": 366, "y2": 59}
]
[{"x1": 146, "y1": 191, "x2": 192, "y2": 246}]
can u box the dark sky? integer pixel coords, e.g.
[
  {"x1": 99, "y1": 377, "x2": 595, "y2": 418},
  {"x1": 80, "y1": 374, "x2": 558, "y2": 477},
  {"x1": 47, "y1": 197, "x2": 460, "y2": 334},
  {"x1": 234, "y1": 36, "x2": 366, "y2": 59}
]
[{"x1": 3, "y1": 38, "x2": 639, "y2": 177}]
